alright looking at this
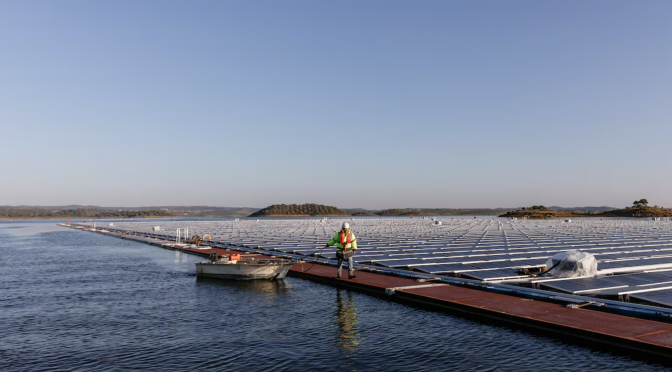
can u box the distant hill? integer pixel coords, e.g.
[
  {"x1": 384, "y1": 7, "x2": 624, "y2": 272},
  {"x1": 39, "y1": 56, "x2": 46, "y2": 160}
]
[
  {"x1": 345, "y1": 208, "x2": 517, "y2": 216},
  {"x1": 600, "y1": 206, "x2": 672, "y2": 218},
  {"x1": 347, "y1": 206, "x2": 617, "y2": 215},
  {"x1": 350, "y1": 211, "x2": 379, "y2": 216},
  {"x1": 548, "y1": 206, "x2": 616, "y2": 213},
  {"x1": 0, "y1": 204, "x2": 634, "y2": 219},
  {"x1": 158, "y1": 206, "x2": 260, "y2": 217},
  {"x1": 500, "y1": 201, "x2": 672, "y2": 219},
  {"x1": 4, "y1": 205, "x2": 261, "y2": 218},
  {"x1": 499, "y1": 205, "x2": 575, "y2": 219},
  {"x1": 374, "y1": 208, "x2": 511, "y2": 216},
  {"x1": 249, "y1": 204, "x2": 349, "y2": 217},
  {"x1": 0, "y1": 207, "x2": 174, "y2": 219}
]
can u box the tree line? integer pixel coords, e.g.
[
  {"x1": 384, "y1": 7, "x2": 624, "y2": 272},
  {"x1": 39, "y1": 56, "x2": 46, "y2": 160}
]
[
  {"x1": 0, "y1": 207, "x2": 174, "y2": 218},
  {"x1": 371, "y1": 208, "x2": 512, "y2": 216},
  {"x1": 249, "y1": 204, "x2": 349, "y2": 216}
]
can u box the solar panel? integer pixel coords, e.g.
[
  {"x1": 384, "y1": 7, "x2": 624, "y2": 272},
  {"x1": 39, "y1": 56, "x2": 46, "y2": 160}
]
[
  {"x1": 540, "y1": 273, "x2": 672, "y2": 294},
  {"x1": 467, "y1": 260, "x2": 536, "y2": 269},
  {"x1": 597, "y1": 261, "x2": 629, "y2": 269},
  {"x1": 539, "y1": 277, "x2": 622, "y2": 294},
  {"x1": 628, "y1": 289, "x2": 672, "y2": 307},
  {"x1": 91, "y1": 217, "x2": 672, "y2": 305},
  {"x1": 460, "y1": 269, "x2": 528, "y2": 281},
  {"x1": 411, "y1": 263, "x2": 477, "y2": 274}
]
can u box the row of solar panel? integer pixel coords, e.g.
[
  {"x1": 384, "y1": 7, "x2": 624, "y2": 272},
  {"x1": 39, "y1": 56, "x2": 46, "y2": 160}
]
[
  {"x1": 538, "y1": 272, "x2": 672, "y2": 294},
  {"x1": 106, "y1": 222, "x2": 672, "y2": 286}
]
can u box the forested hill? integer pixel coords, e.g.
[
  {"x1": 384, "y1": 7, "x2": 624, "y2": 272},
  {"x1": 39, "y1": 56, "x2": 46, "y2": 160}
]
[
  {"x1": 249, "y1": 204, "x2": 350, "y2": 217},
  {"x1": 499, "y1": 200, "x2": 672, "y2": 219}
]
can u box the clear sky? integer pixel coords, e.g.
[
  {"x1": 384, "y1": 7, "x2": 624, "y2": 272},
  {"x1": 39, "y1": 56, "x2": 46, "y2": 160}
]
[{"x1": 1, "y1": 1, "x2": 671, "y2": 209}]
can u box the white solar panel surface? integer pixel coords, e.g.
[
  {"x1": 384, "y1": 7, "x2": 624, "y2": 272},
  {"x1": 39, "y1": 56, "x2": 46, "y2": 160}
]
[
  {"x1": 85, "y1": 218, "x2": 672, "y2": 270},
  {"x1": 85, "y1": 217, "x2": 672, "y2": 306}
]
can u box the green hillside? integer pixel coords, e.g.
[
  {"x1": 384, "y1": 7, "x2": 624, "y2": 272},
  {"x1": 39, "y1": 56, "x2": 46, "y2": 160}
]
[
  {"x1": 500, "y1": 200, "x2": 672, "y2": 219},
  {"x1": 249, "y1": 204, "x2": 350, "y2": 217},
  {"x1": 499, "y1": 205, "x2": 575, "y2": 219},
  {"x1": 600, "y1": 199, "x2": 672, "y2": 217}
]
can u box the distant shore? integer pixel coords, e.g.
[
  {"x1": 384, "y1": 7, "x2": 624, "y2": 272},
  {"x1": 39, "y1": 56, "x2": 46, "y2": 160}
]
[
  {"x1": 500, "y1": 206, "x2": 672, "y2": 219},
  {"x1": 252, "y1": 214, "x2": 350, "y2": 218},
  {"x1": 1, "y1": 215, "x2": 177, "y2": 221}
]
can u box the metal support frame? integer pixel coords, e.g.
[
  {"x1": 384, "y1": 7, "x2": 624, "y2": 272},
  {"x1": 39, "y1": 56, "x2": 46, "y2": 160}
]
[{"x1": 385, "y1": 283, "x2": 447, "y2": 296}]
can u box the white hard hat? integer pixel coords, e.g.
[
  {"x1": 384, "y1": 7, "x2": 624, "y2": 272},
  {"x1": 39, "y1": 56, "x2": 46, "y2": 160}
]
[{"x1": 342, "y1": 222, "x2": 350, "y2": 229}]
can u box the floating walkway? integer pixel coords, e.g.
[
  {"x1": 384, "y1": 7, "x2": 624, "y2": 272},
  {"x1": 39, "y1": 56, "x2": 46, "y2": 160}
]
[{"x1": 63, "y1": 222, "x2": 672, "y2": 362}]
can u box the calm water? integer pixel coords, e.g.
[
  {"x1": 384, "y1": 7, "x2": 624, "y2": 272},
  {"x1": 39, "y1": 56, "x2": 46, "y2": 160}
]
[{"x1": 1, "y1": 222, "x2": 670, "y2": 372}]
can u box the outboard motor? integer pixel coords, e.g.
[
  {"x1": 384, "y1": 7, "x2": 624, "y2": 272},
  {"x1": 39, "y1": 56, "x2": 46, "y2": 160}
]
[{"x1": 208, "y1": 251, "x2": 218, "y2": 262}]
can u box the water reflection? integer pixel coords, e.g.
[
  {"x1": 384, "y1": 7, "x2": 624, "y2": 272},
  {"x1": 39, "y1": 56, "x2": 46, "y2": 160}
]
[
  {"x1": 174, "y1": 250, "x2": 192, "y2": 263},
  {"x1": 334, "y1": 289, "x2": 360, "y2": 368},
  {"x1": 195, "y1": 276, "x2": 291, "y2": 295},
  {"x1": 0, "y1": 223, "x2": 73, "y2": 236}
]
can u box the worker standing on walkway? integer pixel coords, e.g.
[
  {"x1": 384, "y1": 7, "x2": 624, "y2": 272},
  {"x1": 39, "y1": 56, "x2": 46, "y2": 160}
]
[{"x1": 325, "y1": 222, "x2": 358, "y2": 279}]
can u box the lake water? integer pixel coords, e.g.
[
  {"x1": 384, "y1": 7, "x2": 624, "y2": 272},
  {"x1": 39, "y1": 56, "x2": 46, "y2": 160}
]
[{"x1": 1, "y1": 222, "x2": 670, "y2": 371}]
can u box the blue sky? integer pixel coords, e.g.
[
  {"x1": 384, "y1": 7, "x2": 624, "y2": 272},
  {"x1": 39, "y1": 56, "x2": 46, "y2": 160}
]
[{"x1": 1, "y1": 1, "x2": 671, "y2": 209}]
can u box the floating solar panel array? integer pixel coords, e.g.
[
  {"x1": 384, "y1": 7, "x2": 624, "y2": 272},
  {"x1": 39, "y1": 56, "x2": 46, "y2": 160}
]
[{"x1": 87, "y1": 217, "x2": 672, "y2": 307}]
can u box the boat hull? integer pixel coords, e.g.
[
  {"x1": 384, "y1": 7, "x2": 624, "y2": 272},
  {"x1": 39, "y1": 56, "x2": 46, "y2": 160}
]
[{"x1": 195, "y1": 262, "x2": 293, "y2": 280}]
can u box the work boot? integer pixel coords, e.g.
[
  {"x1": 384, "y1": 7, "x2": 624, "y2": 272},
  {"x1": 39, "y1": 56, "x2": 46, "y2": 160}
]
[
  {"x1": 336, "y1": 272, "x2": 341, "y2": 279},
  {"x1": 349, "y1": 274, "x2": 357, "y2": 279}
]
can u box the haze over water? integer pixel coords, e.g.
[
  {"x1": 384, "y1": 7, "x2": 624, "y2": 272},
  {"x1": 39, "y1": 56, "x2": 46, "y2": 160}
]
[{"x1": 1, "y1": 222, "x2": 670, "y2": 371}]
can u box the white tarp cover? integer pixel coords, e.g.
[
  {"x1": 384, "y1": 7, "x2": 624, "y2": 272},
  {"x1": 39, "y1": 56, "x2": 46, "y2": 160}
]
[{"x1": 545, "y1": 250, "x2": 597, "y2": 278}]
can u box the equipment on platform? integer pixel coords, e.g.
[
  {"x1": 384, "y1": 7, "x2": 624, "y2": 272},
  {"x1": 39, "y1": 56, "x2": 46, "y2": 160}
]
[
  {"x1": 189, "y1": 235, "x2": 202, "y2": 243},
  {"x1": 152, "y1": 226, "x2": 161, "y2": 231},
  {"x1": 543, "y1": 250, "x2": 597, "y2": 278},
  {"x1": 196, "y1": 252, "x2": 298, "y2": 280}
]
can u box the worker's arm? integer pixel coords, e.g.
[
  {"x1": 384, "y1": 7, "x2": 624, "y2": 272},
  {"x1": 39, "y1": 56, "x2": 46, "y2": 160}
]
[
  {"x1": 351, "y1": 233, "x2": 357, "y2": 252},
  {"x1": 325, "y1": 234, "x2": 339, "y2": 247}
]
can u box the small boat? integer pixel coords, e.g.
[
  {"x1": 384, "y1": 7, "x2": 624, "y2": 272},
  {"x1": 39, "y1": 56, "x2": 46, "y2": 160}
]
[{"x1": 195, "y1": 252, "x2": 298, "y2": 280}]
